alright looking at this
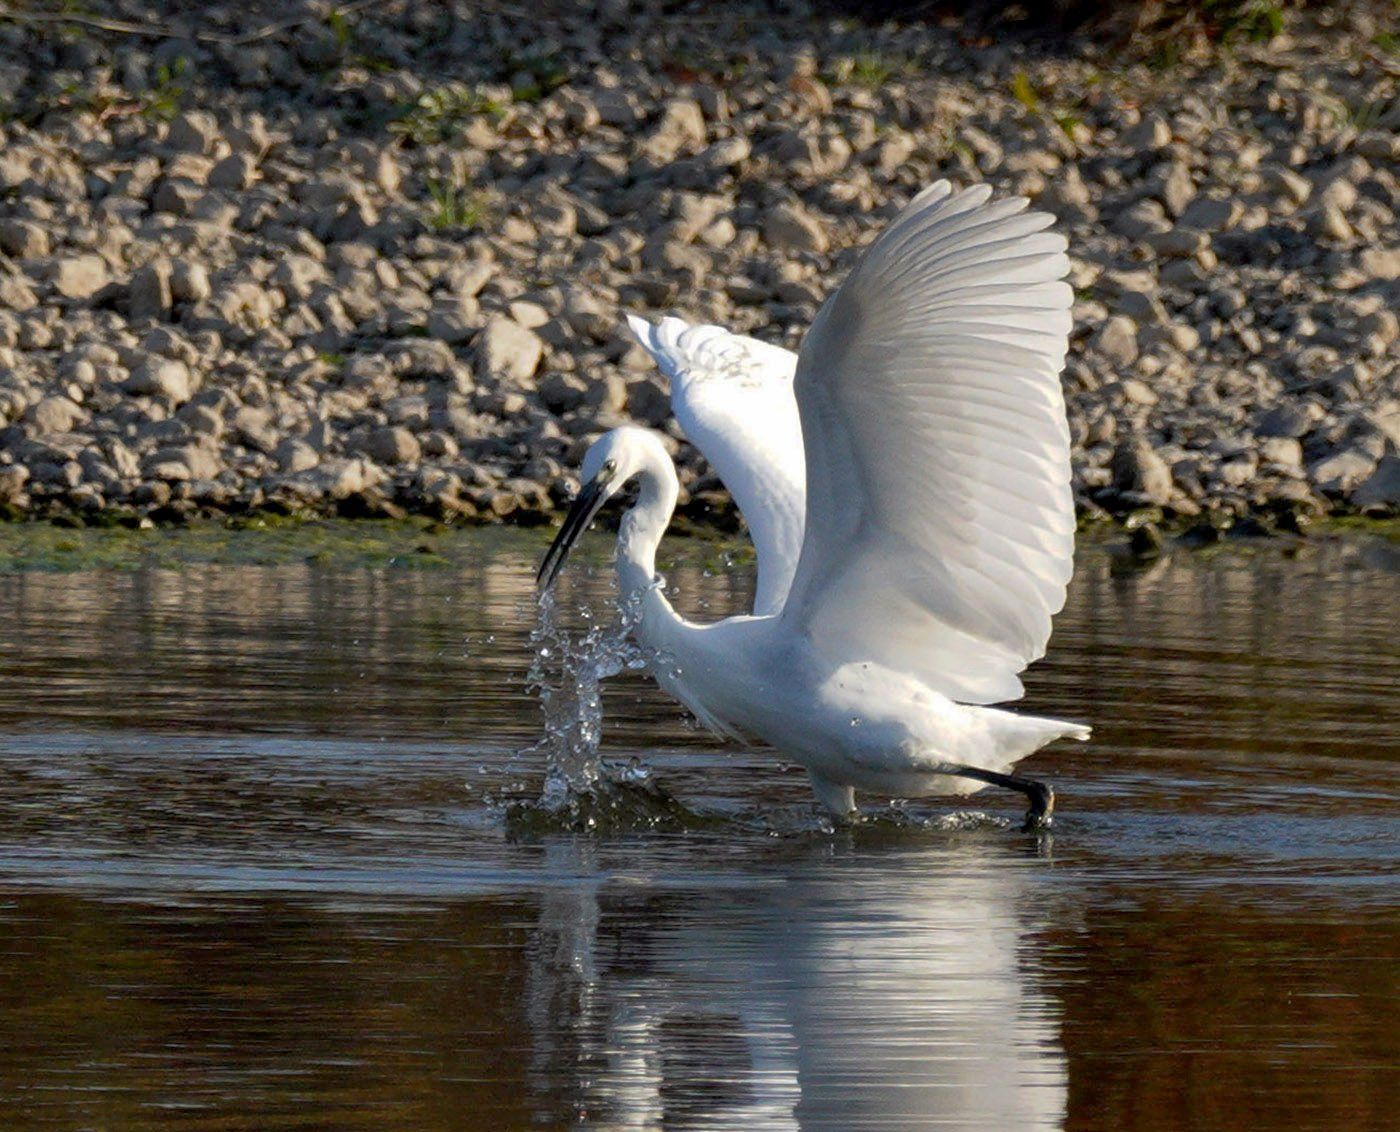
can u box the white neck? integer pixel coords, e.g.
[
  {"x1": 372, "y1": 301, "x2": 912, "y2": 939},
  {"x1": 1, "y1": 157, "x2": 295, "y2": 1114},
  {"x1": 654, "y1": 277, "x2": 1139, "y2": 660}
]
[{"x1": 614, "y1": 451, "x2": 683, "y2": 649}]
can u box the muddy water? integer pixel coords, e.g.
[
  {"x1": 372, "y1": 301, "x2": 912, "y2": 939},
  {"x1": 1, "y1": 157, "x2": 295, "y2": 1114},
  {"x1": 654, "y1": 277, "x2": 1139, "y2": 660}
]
[{"x1": 0, "y1": 527, "x2": 1395, "y2": 1130}]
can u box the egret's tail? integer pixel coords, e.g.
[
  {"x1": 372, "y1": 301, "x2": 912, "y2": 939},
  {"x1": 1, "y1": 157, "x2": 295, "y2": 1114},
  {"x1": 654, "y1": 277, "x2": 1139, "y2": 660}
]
[
  {"x1": 1017, "y1": 714, "x2": 1091, "y2": 749},
  {"x1": 978, "y1": 709, "x2": 1091, "y2": 775},
  {"x1": 1054, "y1": 720, "x2": 1092, "y2": 743}
]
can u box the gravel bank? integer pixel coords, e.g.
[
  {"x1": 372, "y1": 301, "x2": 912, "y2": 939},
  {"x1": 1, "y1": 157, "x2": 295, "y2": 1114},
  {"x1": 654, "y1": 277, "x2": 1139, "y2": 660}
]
[{"x1": 0, "y1": 1, "x2": 1396, "y2": 537}]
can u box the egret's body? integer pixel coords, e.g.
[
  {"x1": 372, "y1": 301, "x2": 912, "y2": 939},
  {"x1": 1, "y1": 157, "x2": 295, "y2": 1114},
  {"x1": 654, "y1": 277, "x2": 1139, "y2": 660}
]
[{"x1": 540, "y1": 182, "x2": 1090, "y2": 823}]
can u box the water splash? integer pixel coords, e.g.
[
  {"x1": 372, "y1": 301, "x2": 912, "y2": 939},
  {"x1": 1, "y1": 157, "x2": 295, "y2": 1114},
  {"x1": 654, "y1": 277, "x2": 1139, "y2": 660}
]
[
  {"x1": 526, "y1": 588, "x2": 642, "y2": 797},
  {"x1": 515, "y1": 587, "x2": 700, "y2": 832}
]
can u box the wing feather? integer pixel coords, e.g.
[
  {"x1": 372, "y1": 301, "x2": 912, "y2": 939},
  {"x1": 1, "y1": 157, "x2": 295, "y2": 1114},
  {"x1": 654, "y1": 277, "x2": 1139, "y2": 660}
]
[
  {"x1": 780, "y1": 182, "x2": 1076, "y2": 704},
  {"x1": 626, "y1": 314, "x2": 806, "y2": 615}
]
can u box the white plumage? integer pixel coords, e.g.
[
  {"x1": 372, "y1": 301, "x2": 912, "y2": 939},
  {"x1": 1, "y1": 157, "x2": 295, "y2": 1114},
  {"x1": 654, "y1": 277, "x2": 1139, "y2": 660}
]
[
  {"x1": 626, "y1": 314, "x2": 805, "y2": 615},
  {"x1": 541, "y1": 181, "x2": 1089, "y2": 824},
  {"x1": 781, "y1": 181, "x2": 1076, "y2": 706}
]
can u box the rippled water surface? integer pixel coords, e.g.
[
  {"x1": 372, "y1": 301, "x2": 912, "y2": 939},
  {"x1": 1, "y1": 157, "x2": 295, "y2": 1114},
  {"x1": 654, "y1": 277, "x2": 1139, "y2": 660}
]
[{"x1": 0, "y1": 525, "x2": 1396, "y2": 1130}]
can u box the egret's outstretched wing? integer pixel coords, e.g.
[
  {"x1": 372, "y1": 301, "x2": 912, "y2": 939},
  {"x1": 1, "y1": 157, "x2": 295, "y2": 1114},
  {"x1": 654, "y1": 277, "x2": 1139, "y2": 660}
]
[
  {"x1": 626, "y1": 314, "x2": 805, "y2": 616},
  {"x1": 781, "y1": 181, "x2": 1075, "y2": 704}
]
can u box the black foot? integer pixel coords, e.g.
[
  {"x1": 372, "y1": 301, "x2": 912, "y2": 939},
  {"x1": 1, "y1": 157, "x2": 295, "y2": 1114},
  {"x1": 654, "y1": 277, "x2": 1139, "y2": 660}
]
[
  {"x1": 1021, "y1": 781, "x2": 1055, "y2": 833},
  {"x1": 944, "y1": 764, "x2": 1055, "y2": 832}
]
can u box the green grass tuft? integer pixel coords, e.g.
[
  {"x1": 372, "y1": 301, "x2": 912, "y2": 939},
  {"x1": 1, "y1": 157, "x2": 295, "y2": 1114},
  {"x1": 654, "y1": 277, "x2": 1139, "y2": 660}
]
[
  {"x1": 1011, "y1": 71, "x2": 1040, "y2": 113},
  {"x1": 1204, "y1": 0, "x2": 1286, "y2": 45},
  {"x1": 824, "y1": 50, "x2": 915, "y2": 89},
  {"x1": 390, "y1": 84, "x2": 506, "y2": 145},
  {"x1": 504, "y1": 50, "x2": 570, "y2": 103},
  {"x1": 142, "y1": 57, "x2": 187, "y2": 121},
  {"x1": 1009, "y1": 71, "x2": 1085, "y2": 140},
  {"x1": 425, "y1": 178, "x2": 491, "y2": 232}
]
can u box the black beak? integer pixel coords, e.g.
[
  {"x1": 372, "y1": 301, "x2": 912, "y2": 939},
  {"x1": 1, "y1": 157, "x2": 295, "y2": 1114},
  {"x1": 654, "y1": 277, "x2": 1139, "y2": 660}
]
[{"x1": 537, "y1": 475, "x2": 609, "y2": 593}]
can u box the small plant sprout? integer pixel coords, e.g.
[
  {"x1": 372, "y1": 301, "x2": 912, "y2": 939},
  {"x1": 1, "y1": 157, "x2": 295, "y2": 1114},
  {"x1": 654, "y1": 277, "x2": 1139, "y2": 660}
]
[
  {"x1": 425, "y1": 179, "x2": 491, "y2": 232},
  {"x1": 391, "y1": 84, "x2": 507, "y2": 146}
]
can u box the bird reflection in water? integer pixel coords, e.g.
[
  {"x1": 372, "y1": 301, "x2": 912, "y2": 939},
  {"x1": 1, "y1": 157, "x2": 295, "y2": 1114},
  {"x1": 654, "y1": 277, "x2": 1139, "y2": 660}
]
[{"x1": 523, "y1": 837, "x2": 1067, "y2": 1130}]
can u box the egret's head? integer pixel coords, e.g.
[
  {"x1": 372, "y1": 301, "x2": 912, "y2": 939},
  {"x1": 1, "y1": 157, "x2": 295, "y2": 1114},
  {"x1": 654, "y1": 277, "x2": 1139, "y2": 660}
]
[{"x1": 536, "y1": 427, "x2": 665, "y2": 592}]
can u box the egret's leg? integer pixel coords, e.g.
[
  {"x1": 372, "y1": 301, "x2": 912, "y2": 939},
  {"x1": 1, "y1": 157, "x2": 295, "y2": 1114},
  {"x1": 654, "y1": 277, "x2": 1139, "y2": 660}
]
[
  {"x1": 807, "y1": 770, "x2": 856, "y2": 818},
  {"x1": 945, "y1": 764, "x2": 1054, "y2": 831}
]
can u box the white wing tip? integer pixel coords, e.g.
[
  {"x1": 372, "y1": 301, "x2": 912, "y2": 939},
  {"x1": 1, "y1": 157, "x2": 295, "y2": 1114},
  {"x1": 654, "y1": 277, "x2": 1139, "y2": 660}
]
[{"x1": 910, "y1": 179, "x2": 953, "y2": 208}]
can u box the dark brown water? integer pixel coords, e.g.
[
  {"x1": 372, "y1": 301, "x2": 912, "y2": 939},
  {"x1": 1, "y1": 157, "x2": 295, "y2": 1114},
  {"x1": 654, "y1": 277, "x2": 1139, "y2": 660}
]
[{"x1": 0, "y1": 527, "x2": 1396, "y2": 1130}]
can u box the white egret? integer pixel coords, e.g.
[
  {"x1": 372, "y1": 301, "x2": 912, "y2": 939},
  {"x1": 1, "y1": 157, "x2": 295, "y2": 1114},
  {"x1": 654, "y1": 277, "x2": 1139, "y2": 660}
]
[{"x1": 538, "y1": 181, "x2": 1090, "y2": 827}]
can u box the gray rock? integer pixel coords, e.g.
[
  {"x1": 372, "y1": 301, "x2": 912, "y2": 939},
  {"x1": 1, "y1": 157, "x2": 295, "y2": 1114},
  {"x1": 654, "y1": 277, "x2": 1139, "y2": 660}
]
[
  {"x1": 1117, "y1": 290, "x2": 1168, "y2": 325},
  {"x1": 1123, "y1": 114, "x2": 1171, "y2": 149},
  {"x1": 584, "y1": 372, "x2": 628, "y2": 415},
  {"x1": 271, "y1": 255, "x2": 327, "y2": 299},
  {"x1": 1358, "y1": 309, "x2": 1398, "y2": 347},
  {"x1": 426, "y1": 295, "x2": 480, "y2": 345},
  {"x1": 559, "y1": 90, "x2": 601, "y2": 131},
  {"x1": 1145, "y1": 228, "x2": 1208, "y2": 258},
  {"x1": 1159, "y1": 163, "x2": 1195, "y2": 218},
  {"x1": 1094, "y1": 316, "x2": 1140, "y2": 367},
  {"x1": 26, "y1": 396, "x2": 82, "y2": 434},
  {"x1": 232, "y1": 406, "x2": 279, "y2": 454},
  {"x1": 1359, "y1": 247, "x2": 1400, "y2": 281},
  {"x1": 128, "y1": 261, "x2": 173, "y2": 320},
  {"x1": 1353, "y1": 456, "x2": 1400, "y2": 510},
  {"x1": 0, "y1": 219, "x2": 49, "y2": 259},
  {"x1": 644, "y1": 98, "x2": 706, "y2": 162},
  {"x1": 1178, "y1": 196, "x2": 1241, "y2": 232},
  {"x1": 1268, "y1": 167, "x2": 1312, "y2": 206},
  {"x1": 1355, "y1": 131, "x2": 1400, "y2": 162},
  {"x1": 51, "y1": 255, "x2": 110, "y2": 299},
  {"x1": 593, "y1": 86, "x2": 642, "y2": 127},
  {"x1": 1119, "y1": 378, "x2": 1159, "y2": 407},
  {"x1": 146, "y1": 443, "x2": 221, "y2": 481},
  {"x1": 208, "y1": 153, "x2": 257, "y2": 190},
  {"x1": 132, "y1": 481, "x2": 172, "y2": 506},
  {"x1": 124, "y1": 357, "x2": 194, "y2": 403},
  {"x1": 763, "y1": 202, "x2": 828, "y2": 254},
  {"x1": 0, "y1": 5, "x2": 1386, "y2": 532},
  {"x1": 1215, "y1": 453, "x2": 1257, "y2": 487},
  {"x1": 32, "y1": 460, "x2": 82, "y2": 489},
  {"x1": 626, "y1": 375, "x2": 671, "y2": 427},
  {"x1": 0, "y1": 465, "x2": 30, "y2": 501},
  {"x1": 698, "y1": 136, "x2": 750, "y2": 170},
  {"x1": 181, "y1": 404, "x2": 224, "y2": 437},
  {"x1": 106, "y1": 440, "x2": 141, "y2": 478},
  {"x1": 475, "y1": 315, "x2": 543, "y2": 384},
  {"x1": 442, "y1": 259, "x2": 494, "y2": 298},
  {"x1": 275, "y1": 437, "x2": 321, "y2": 473},
  {"x1": 166, "y1": 110, "x2": 219, "y2": 154},
  {"x1": 171, "y1": 261, "x2": 212, "y2": 303},
  {"x1": 1308, "y1": 204, "x2": 1353, "y2": 242},
  {"x1": 152, "y1": 178, "x2": 203, "y2": 216},
  {"x1": 538, "y1": 371, "x2": 589, "y2": 414},
  {"x1": 1308, "y1": 445, "x2": 1379, "y2": 494},
  {"x1": 1111, "y1": 199, "x2": 1170, "y2": 241},
  {"x1": 1317, "y1": 176, "x2": 1357, "y2": 213},
  {"x1": 360, "y1": 426, "x2": 421, "y2": 465},
  {"x1": 0, "y1": 276, "x2": 37, "y2": 311},
  {"x1": 1112, "y1": 438, "x2": 1173, "y2": 504},
  {"x1": 1258, "y1": 437, "x2": 1303, "y2": 470}
]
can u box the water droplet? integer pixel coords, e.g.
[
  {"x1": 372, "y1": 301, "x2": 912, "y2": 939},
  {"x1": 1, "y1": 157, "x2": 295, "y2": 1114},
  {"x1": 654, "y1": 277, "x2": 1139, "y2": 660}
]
[{"x1": 523, "y1": 578, "x2": 660, "y2": 811}]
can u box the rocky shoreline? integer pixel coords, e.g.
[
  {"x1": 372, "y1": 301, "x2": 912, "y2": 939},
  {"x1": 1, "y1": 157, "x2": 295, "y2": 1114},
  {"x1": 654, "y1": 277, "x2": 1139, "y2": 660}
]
[{"x1": 0, "y1": 1, "x2": 1396, "y2": 538}]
